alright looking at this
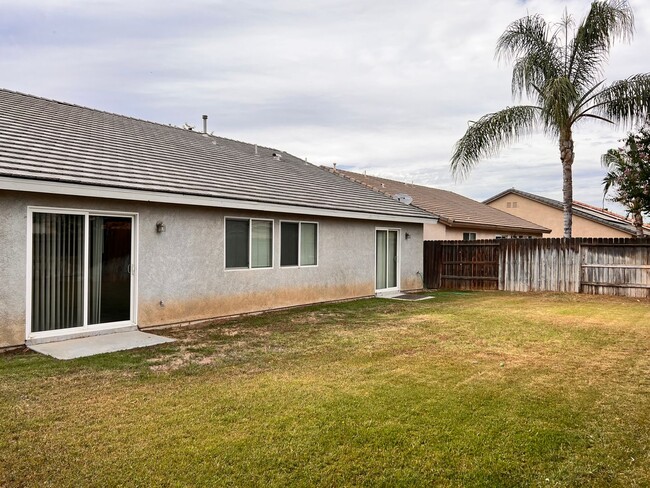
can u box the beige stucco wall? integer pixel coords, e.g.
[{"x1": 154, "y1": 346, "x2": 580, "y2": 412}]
[
  {"x1": 424, "y1": 223, "x2": 540, "y2": 241},
  {"x1": 488, "y1": 195, "x2": 630, "y2": 238},
  {"x1": 423, "y1": 223, "x2": 447, "y2": 240},
  {"x1": 0, "y1": 190, "x2": 424, "y2": 348}
]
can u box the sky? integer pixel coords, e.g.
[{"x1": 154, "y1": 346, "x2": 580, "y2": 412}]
[{"x1": 1, "y1": 0, "x2": 648, "y2": 213}]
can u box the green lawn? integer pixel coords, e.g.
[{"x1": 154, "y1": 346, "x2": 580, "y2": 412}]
[{"x1": 1, "y1": 292, "x2": 649, "y2": 487}]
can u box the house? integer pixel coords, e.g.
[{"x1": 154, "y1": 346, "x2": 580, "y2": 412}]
[
  {"x1": 0, "y1": 89, "x2": 437, "y2": 349},
  {"x1": 485, "y1": 188, "x2": 650, "y2": 238},
  {"x1": 323, "y1": 169, "x2": 549, "y2": 240}
]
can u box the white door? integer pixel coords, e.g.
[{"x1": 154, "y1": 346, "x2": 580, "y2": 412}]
[{"x1": 376, "y1": 229, "x2": 399, "y2": 292}]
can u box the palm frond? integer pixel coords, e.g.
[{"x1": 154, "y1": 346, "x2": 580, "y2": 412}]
[
  {"x1": 568, "y1": 80, "x2": 606, "y2": 121},
  {"x1": 497, "y1": 15, "x2": 563, "y2": 99},
  {"x1": 511, "y1": 54, "x2": 549, "y2": 101},
  {"x1": 541, "y1": 76, "x2": 578, "y2": 129},
  {"x1": 601, "y1": 148, "x2": 622, "y2": 169},
  {"x1": 601, "y1": 149, "x2": 623, "y2": 201},
  {"x1": 590, "y1": 74, "x2": 650, "y2": 126},
  {"x1": 568, "y1": 0, "x2": 634, "y2": 91},
  {"x1": 450, "y1": 106, "x2": 540, "y2": 179}
]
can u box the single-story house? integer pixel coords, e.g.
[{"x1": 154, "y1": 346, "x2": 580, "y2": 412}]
[
  {"x1": 0, "y1": 89, "x2": 437, "y2": 349},
  {"x1": 484, "y1": 188, "x2": 650, "y2": 238},
  {"x1": 323, "y1": 169, "x2": 549, "y2": 240}
]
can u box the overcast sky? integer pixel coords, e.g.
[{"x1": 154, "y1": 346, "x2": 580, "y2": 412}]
[{"x1": 1, "y1": 0, "x2": 648, "y2": 213}]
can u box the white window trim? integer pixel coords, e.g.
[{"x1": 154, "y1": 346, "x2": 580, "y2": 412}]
[
  {"x1": 279, "y1": 220, "x2": 319, "y2": 268},
  {"x1": 25, "y1": 206, "x2": 139, "y2": 341},
  {"x1": 374, "y1": 227, "x2": 401, "y2": 293},
  {"x1": 224, "y1": 217, "x2": 274, "y2": 270}
]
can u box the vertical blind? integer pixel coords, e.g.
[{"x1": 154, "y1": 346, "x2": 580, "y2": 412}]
[
  {"x1": 32, "y1": 213, "x2": 132, "y2": 333},
  {"x1": 376, "y1": 230, "x2": 387, "y2": 289},
  {"x1": 89, "y1": 216, "x2": 104, "y2": 325},
  {"x1": 226, "y1": 219, "x2": 273, "y2": 268},
  {"x1": 300, "y1": 223, "x2": 317, "y2": 266},
  {"x1": 251, "y1": 220, "x2": 272, "y2": 268},
  {"x1": 281, "y1": 222, "x2": 318, "y2": 267},
  {"x1": 31, "y1": 213, "x2": 85, "y2": 332},
  {"x1": 376, "y1": 230, "x2": 397, "y2": 290},
  {"x1": 386, "y1": 230, "x2": 397, "y2": 288}
]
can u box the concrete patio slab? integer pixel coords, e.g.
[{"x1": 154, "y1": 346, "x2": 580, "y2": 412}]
[
  {"x1": 28, "y1": 331, "x2": 175, "y2": 360},
  {"x1": 377, "y1": 293, "x2": 434, "y2": 301}
]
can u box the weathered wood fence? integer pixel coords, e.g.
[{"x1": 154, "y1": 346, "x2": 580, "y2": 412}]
[{"x1": 424, "y1": 238, "x2": 650, "y2": 298}]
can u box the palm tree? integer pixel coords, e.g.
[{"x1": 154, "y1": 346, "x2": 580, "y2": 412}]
[{"x1": 451, "y1": 0, "x2": 650, "y2": 237}]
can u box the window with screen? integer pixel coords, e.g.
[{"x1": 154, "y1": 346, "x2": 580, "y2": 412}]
[
  {"x1": 281, "y1": 221, "x2": 318, "y2": 267},
  {"x1": 226, "y1": 218, "x2": 273, "y2": 269}
]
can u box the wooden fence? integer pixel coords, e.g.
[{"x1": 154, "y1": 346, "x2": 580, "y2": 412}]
[{"x1": 424, "y1": 238, "x2": 650, "y2": 298}]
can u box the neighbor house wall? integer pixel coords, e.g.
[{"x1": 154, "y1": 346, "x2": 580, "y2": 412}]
[
  {"x1": 423, "y1": 223, "x2": 541, "y2": 241},
  {"x1": 487, "y1": 195, "x2": 630, "y2": 238},
  {"x1": 0, "y1": 190, "x2": 424, "y2": 348}
]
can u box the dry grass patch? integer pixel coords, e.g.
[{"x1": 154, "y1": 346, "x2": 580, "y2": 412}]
[{"x1": 1, "y1": 292, "x2": 649, "y2": 487}]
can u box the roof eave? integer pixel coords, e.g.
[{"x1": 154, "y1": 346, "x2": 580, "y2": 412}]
[
  {"x1": 484, "y1": 189, "x2": 638, "y2": 235},
  {"x1": 442, "y1": 219, "x2": 550, "y2": 234},
  {"x1": 0, "y1": 176, "x2": 438, "y2": 225}
]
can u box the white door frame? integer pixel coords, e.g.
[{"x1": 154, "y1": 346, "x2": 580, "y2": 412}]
[
  {"x1": 25, "y1": 206, "x2": 139, "y2": 341},
  {"x1": 375, "y1": 227, "x2": 401, "y2": 294}
]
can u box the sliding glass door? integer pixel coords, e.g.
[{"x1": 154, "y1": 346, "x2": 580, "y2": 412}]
[
  {"x1": 89, "y1": 216, "x2": 132, "y2": 325},
  {"x1": 31, "y1": 213, "x2": 85, "y2": 332},
  {"x1": 376, "y1": 229, "x2": 399, "y2": 291},
  {"x1": 30, "y1": 210, "x2": 134, "y2": 336}
]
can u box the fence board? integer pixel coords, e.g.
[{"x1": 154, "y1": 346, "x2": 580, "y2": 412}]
[{"x1": 424, "y1": 237, "x2": 650, "y2": 298}]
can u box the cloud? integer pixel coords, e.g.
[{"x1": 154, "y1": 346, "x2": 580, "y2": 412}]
[{"x1": 0, "y1": 0, "x2": 648, "y2": 215}]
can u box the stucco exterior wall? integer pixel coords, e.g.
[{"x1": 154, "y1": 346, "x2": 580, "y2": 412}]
[
  {"x1": 0, "y1": 190, "x2": 424, "y2": 348},
  {"x1": 424, "y1": 223, "x2": 541, "y2": 241},
  {"x1": 423, "y1": 223, "x2": 447, "y2": 240},
  {"x1": 488, "y1": 195, "x2": 630, "y2": 238}
]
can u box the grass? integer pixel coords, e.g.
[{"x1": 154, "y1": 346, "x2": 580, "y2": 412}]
[{"x1": 1, "y1": 291, "x2": 649, "y2": 487}]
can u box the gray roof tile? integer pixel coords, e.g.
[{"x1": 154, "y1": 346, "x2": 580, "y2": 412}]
[
  {"x1": 330, "y1": 169, "x2": 550, "y2": 233},
  {"x1": 0, "y1": 89, "x2": 434, "y2": 221}
]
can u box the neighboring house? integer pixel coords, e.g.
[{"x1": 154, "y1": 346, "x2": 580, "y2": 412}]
[
  {"x1": 485, "y1": 188, "x2": 650, "y2": 238},
  {"x1": 324, "y1": 169, "x2": 549, "y2": 240},
  {"x1": 0, "y1": 89, "x2": 437, "y2": 349}
]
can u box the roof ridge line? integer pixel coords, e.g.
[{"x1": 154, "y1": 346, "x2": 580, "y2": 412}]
[
  {"x1": 485, "y1": 188, "x2": 646, "y2": 235},
  {"x1": 0, "y1": 87, "x2": 284, "y2": 153},
  {"x1": 319, "y1": 165, "x2": 447, "y2": 221}
]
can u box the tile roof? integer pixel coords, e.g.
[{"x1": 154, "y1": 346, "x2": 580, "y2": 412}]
[
  {"x1": 327, "y1": 169, "x2": 550, "y2": 234},
  {"x1": 0, "y1": 89, "x2": 434, "y2": 222},
  {"x1": 483, "y1": 188, "x2": 649, "y2": 236}
]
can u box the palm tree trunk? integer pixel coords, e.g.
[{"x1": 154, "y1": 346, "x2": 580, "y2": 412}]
[
  {"x1": 560, "y1": 129, "x2": 575, "y2": 238},
  {"x1": 633, "y1": 212, "x2": 644, "y2": 238}
]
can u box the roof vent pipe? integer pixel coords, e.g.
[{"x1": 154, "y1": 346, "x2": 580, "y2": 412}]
[{"x1": 202, "y1": 115, "x2": 208, "y2": 134}]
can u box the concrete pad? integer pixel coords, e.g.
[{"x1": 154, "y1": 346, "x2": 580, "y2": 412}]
[
  {"x1": 378, "y1": 293, "x2": 434, "y2": 301},
  {"x1": 29, "y1": 331, "x2": 175, "y2": 360}
]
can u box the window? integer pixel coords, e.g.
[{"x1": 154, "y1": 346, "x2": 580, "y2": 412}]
[
  {"x1": 225, "y1": 218, "x2": 273, "y2": 269},
  {"x1": 300, "y1": 223, "x2": 318, "y2": 266},
  {"x1": 281, "y1": 221, "x2": 318, "y2": 267},
  {"x1": 463, "y1": 232, "x2": 477, "y2": 241}
]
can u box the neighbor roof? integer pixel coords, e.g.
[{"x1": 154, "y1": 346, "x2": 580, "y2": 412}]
[
  {"x1": 484, "y1": 188, "x2": 650, "y2": 236},
  {"x1": 327, "y1": 169, "x2": 549, "y2": 234},
  {"x1": 0, "y1": 89, "x2": 435, "y2": 223}
]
